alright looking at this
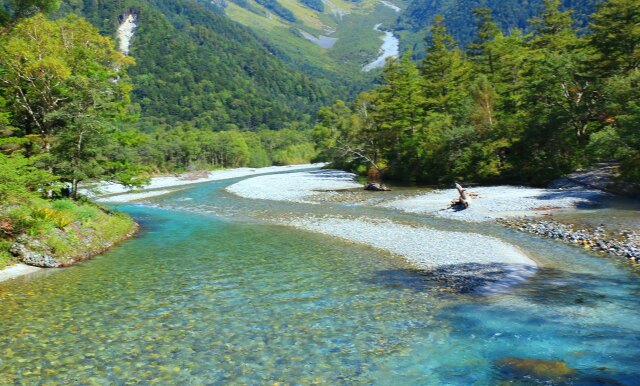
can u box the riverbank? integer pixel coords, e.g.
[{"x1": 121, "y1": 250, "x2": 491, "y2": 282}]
[
  {"x1": 0, "y1": 263, "x2": 41, "y2": 282},
  {"x1": 0, "y1": 164, "x2": 325, "y2": 282},
  {"x1": 83, "y1": 163, "x2": 325, "y2": 203},
  {"x1": 381, "y1": 185, "x2": 607, "y2": 222},
  {"x1": 0, "y1": 199, "x2": 138, "y2": 282},
  {"x1": 227, "y1": 170, "x2": 542, "y2": 290},
  {"x1": 225, "y1": 169, "x2": 640, "y2": 286}
]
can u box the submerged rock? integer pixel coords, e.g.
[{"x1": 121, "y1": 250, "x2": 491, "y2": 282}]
[{"x1": 494, "y1": 357, "x2": 576, "y2": 382}]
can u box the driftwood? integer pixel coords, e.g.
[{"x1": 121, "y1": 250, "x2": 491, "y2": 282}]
[
  {"x1": 449, "y1": 183, "x2": 478, "y2": 209},
  {"x1": 456, "y1": 183, "x2": 470, "y2": 208}
]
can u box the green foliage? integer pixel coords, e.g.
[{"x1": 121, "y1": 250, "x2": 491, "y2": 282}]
[
  {"x1": 0, "y1": 0, "x2": 60, "y2": 25},
  {"x1": 589, "y1": 0, "x2": 640, "y2": 75},
  {"x1": 0, "y1": 154, "x2": 57, "y2": 201},
  {"x1": 599, "y1": 71, "x2": 640, "y2": 182},
  {"x1": 396, "y1": 0, "x2": 600, "y2": 49},
  {"x1": 110, "y1": 126, "x2": 317, "y2": 173},
  {"x1": 0, "y1": 14, "x2": 138, "y2": 196},
  {"x1": 0, "y1": 195, "x2": 136, "y2": 266},
  {"x1": 0, "y1": 240, "x2": 14, "y2": 269}
]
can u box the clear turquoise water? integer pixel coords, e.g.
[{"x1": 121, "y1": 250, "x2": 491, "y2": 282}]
[{"x1": 1, "y1": 177, "x2": 639, "y2": 384}]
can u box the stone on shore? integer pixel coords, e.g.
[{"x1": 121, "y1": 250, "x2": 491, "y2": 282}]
[{"x1": 498, "y1": 217, "x2": 640, "y2": 263}]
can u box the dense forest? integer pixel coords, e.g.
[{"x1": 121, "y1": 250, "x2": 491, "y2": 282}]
[
  {"x1": 1, "y1": 0, "x2": 639, "y2": 203},
  {"x1": 316, "y1": 0, "x2": 640, "y2": 185},
  {"x1": 57, "y1": 0, "x2": 348, "y2": 131},
  {"x1": 397, "y1": 0, "x2": 602, "y2": 48},
  {"x1": 0, "y1": 0, "x2": 325, "y2": 203}
]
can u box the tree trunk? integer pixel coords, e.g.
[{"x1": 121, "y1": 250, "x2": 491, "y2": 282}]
[
  {"x1": 368, "y1": 166, "x2": 382, "y2": 183},
  {"x1": 72, "y1": 179, "x2": 79, "y2": 200}
]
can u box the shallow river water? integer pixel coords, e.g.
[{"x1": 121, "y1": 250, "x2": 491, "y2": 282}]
[{"x1": 1, "y1": 174, "x2": 639, "y2": 384}]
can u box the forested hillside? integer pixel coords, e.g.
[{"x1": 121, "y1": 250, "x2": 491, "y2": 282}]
[
  {"x1": 316, "y1": 0, "x2": 640, "y2": 185},
  {"x1": 396, "y1": 0, "x2": 601, "y2": 50},
  {"x1": 57, "y1": 0, "x2": 347, "y2": 131}
]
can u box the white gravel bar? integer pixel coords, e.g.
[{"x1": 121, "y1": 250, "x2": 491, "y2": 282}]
[
  {"x1": 226, "y1": 170, "x2": 362, "y2": 203},
  {"x1": 288, "y1": 216, "x2": 536, "y2": 269},
  {"x1": 81, "y1": 164, "x2": 326, "y2": 203},
  {"x1": 0, "y1": 263, "x2": 41, "y2": 283},
  {"x1": 383, "y1": 186, "x2": 606, "y2": 222}
]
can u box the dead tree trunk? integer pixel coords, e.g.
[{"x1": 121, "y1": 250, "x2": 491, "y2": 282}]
[{"x1": 455, "y1": 183, "x2": 470, "y2": 208}]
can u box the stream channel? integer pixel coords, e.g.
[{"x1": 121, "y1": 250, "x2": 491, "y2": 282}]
[{"x1": 1, "y1": 170, "x2": 639, "y2": 384}]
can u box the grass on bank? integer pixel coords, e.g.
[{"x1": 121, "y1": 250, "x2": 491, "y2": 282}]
[{"x1": 0, "y1": 197, "x2": 136, "y2": 270}]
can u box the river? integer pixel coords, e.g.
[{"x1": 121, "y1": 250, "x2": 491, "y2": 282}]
[
  {"x1": 363, "y1": 24, "x2": 400, "y2": 72},
  {"x1": 1, "y1": 172, "x2": 639, "y2": 384}
]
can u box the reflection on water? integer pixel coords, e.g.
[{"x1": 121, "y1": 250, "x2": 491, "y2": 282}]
[{"x1": 1, "y1": 178, "x2": 639, "y2": 384}]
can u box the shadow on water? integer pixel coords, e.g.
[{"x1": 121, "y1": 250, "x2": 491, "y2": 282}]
[
  {"x1": 369, "y1": 263, "x2": 537, "y2": 294},
  {"x1": 518, "y1": 266, "x2": 640, "y2": 307},
  {"x1": 535, "y1": 190, "x2": 605, "y2": 208}
]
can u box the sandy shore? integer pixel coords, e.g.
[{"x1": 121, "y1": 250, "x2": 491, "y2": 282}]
[
  {"x1": 82, "y1": 163, "x2": 326, "y2": 203},
  {"x1": 0, "y1": 263, "x2": 42, "y2": 283}
]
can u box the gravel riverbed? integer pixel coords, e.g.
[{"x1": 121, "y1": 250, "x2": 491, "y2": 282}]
[
  {"x1": 226, "y1": 170, "x2": 362, "y2": 203},
  {"x1": 382, "y1": 186, "x2": 607, "y2": 222},
  {"x1": 82, "y1": 164, "x2": 326, "y2": 203}
]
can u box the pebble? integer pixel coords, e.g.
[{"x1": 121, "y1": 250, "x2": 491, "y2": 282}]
[{"x1": 497, "y1": 218, "x2": 640, "y2": 263}]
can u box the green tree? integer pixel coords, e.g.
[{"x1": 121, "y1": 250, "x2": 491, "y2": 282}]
[
  {"x1": 0, "y1": 14, "x2": 134, "y2": 197},
  {"x1": 587, "y1": 0, "x2": 640, "y2": 182},
  {"x1": 0, "y1": 0, "x2": 60, "y2": 27},
  {"x1": 421, "y1": 16, "x2": 471, "y2": 116},
  {"x1": 0, "y1": 153, "x2": 56, "y2": 201},
  {"x1": 468, "y1": 7, "x2": 500, "y2": 76},
  {"x1": 530, "y1": 0, "x2": 575, "y2": 49},
  {"x1": 589, "y1": 0, "x2": 640, "y2": 76}
]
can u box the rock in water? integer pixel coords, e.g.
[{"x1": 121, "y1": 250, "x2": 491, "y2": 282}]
[
  {"x1": 364, "y1": 183, "x2": 391, "y2": 191},
  {"x1": 494, "y1": 357, "x2": 576, "y2": 382}
]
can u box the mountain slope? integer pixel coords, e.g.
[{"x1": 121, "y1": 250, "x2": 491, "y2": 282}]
[
  {"x1": 59, "y1": 0, "x2": 346, "y2": 130},
  {"x1": 220, "y1": 0, "x2": 406, "y2": 77}
]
